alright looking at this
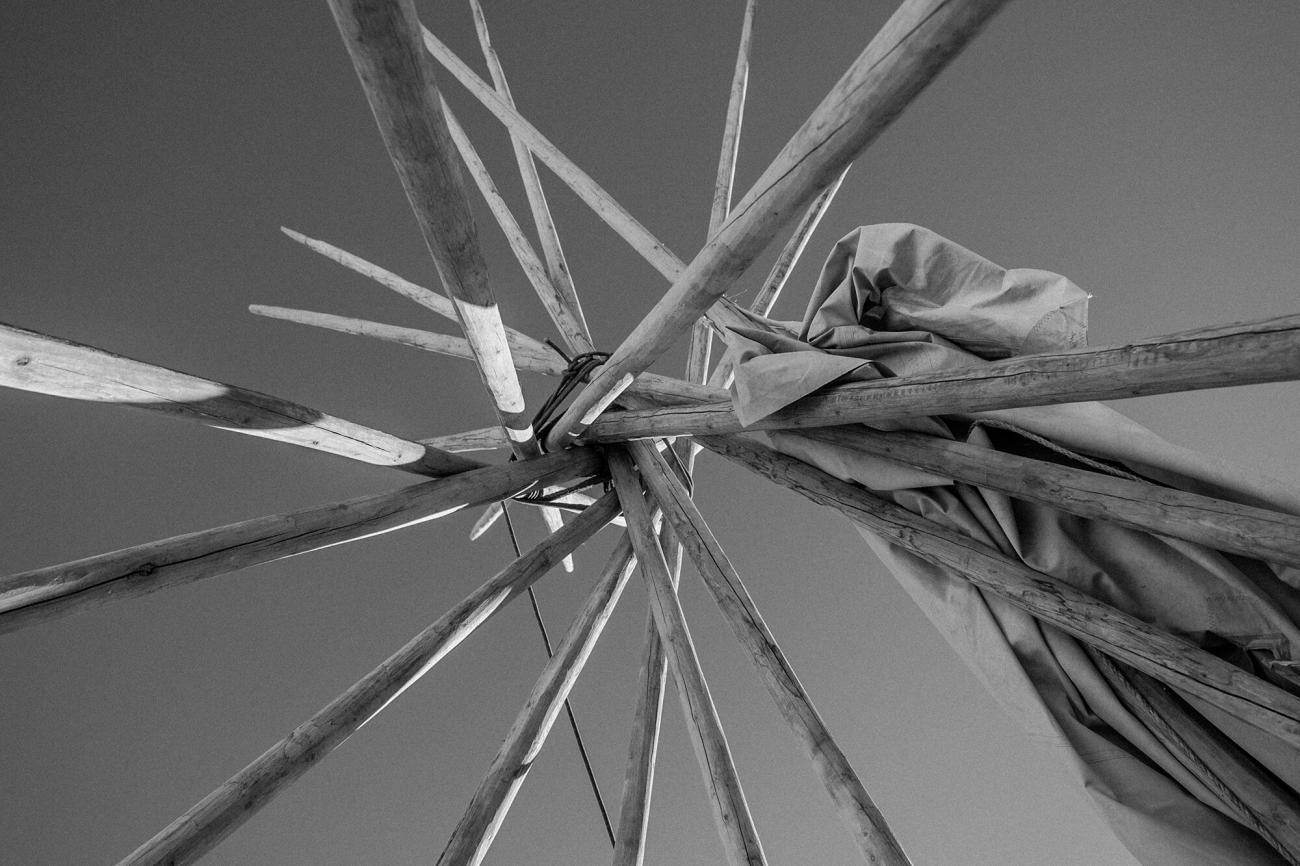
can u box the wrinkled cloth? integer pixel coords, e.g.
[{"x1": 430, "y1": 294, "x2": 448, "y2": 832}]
[{"x1": 727, "y1": 224, "x2": 1300, "y2": 865}]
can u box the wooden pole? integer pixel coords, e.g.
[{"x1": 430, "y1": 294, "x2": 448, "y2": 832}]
[
  {"x1": 116, "y1": 490, "x2": 619, "y2": 866},
  {"x1": 280, "y1": 227, "x2": 549, "y2": 356},
  {"x1": 543, "y1": 0, "x2": 1010, "y2": 449},
  {"x1": 248, "y1": 306, "x2": 721, "y2": 407},
  {"x1": 421, "y1": 426, "x2": 509, "y2": 453},
  {"x1": 249, "y1": 305, "x2": 568, "y2": 374},
  {"x1": 609, "y1": 449, "x2": 767, "y2": 866},
  {"x1": 701, "y1": 433, "x2": 1300, "y2": 748},
  {"x1": 585, "y1": 313, "x2": 1300, "y2": 443},
  {"x1": 798, "y1": 426, "x2": 1300, "y2": 569},
  {"x1": 327, "y1": 0, "x2": 540, "y2": 457},
  {"x1": 747, "y1": 165, "x2": 848, "y2": 318},
  {"x1": 612, "y1": 609, "x2": 669, "y2": 866},
  {"x1": 468, "y1": 0, "x2": 593, "y2": 351},
  {"x1": 630, "y1": 441, "x2": 912, "y2": 865},
  {"x1": 435, "y1": 534, "x2": 637, "y2": 866},
  {"x1": 0, "y1": 321, "x2": 479, "y2": 477},
  {"x1": 442, "y1": 102, "x2": 593, "y2": 355},
  {"x1": 0, "y1": 448, "x2": 601, "y2": 635},
  {"x1": 422, "y1": 27, "x2": 684, "y2": 283},
  {"x1": 687, "y1": 0, "x2": 757, "y2": 387},
  {"x1": 1087, "y1": 648, "x2": 1300, "y2": 862}
]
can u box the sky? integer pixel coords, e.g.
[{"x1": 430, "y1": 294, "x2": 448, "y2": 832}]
[{"x1": 2, "y1": 1, "x2": 1299, "y2": 864}]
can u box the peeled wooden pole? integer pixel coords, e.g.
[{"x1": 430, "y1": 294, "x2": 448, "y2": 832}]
[
  {"x1": 544, "y1": 0, "x2": 1009, "y2": 448},
  {"x1": 800, "y1": 426, "x2": 1300, "y2": 569},
  {"x1": 249, "y1": 305, "x2": 568, "y2": 374},
  {"x1": 280, "y1": 227, "x2": 549, "y2": 356},
  {"x1": 702, "y1": 434, "x2": 1300, "y2": 748},
  {"x1": 612, "y1": 609, "x2": 669, "y2": 866},
  {"x1": 631, "y1": 440, "x2": 911, "y2": 865},
  {"x1": 0, "y1": 448, "x2": 601, "y2": 635},
  {"x1": 687, "y1": 0, "x2": 756, "y2": 387},
  {"x1": 328, "y1": 0, "x2": 540, "y2": 456},
  {"x1": 586, "y1": 314, "x2": 1300, "y2": 443},
  {"x1": 443, "y1": 103, "x2": 592, "y2": 355},
  {"x1": 1087, "y1": 648, "x2": 1300, "y2": 863},
  {"x1": 747, "y1": 165, "x2": 848, "y2": 318},
  {"x1": 609, "y1": 449, "x2": 767, "y2": 866},
  {"x1": 469, "y1": 0, "x2": 593, "y2": 351},
  {"x1": 423, "y1": 27, "x2": 684, "y2": 283},
  {"x1": 0, "y1": 321, "x2": 478, "y2": 477},
  {"x1": 116, "y1": 490, "x2": 619, "y2": 866},
  {"x1": 436, "y1": 534, "x2": 637, "y2": 866},
  {"x1": 248, "y1": 306, "x2": 722, "y2": 408}
]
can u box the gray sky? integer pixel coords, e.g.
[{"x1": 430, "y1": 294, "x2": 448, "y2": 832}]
[{"x1": 3, "y1": 1, "x2": 1298, "y2": 863}]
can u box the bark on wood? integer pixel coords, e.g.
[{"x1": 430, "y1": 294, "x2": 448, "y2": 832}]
[
  {"x1": 435, "y1": 534, "x2": 637, "y2": 866},
  {"x1": 586, "y1": 314, "x2": 1300, "y2": 443},
  {"x1": 799, "y1": 426, "x2": 1300, "y2": 569},
  {"x1": 631, "y1": 441, "x2": 912, "y2": 865},
  {"x1": 701, "y1": 433, "x2": 1300, "y2": 749},
  {"x1": 544, "y1": 0, "x2": 1010, "y2": 448},
  {"x1": 116, "y1": 491, "x2": 618, "y2": 866},
  {"x1": 0, "y1": 448, "x2": 602, "y2": 635},
  {"x1": 0, "y1": 321, "x2": 479, "y2": 477},
  {"x1": 327, "y1": 0, "x2": 539, "y2": 457},
  {"x1": 609, "y1": 449, "x2": 767, "y2": 866}
]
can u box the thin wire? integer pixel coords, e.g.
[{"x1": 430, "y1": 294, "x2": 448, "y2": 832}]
[{"x1": 501, "y1": 502, "x2": 617, "y2": 848}]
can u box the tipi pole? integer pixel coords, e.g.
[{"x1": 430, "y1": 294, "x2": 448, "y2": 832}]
[
  {"x1": 0, "y1": 448, "x2": 601, "y2": 635},
  {"x1": 328, "y1": 0, "x2": 541, "y2": 457},
  {"x1": 543, "y1": 0, "x2": 1010, "y2": 449},
  {"x1": 746, "y1": 165, "x2": 849, "y2": 319},
  {"x1": 115, "y1": 490, "x2": 619, "y2": 866},
  {"x1": 631, "y1": 440, "x2": 912, "y2": 865},
  {"x1": 687, "y1": 0, "x2": 756, "y2": 386},
  {"x1": 799, "y1": 426, "x2": 1300, "y2": 569},
  {"x1": 609, "y1": 449, "x2": 768, "y2": 866},
  {"x1": 422, "y1": 28, "x2": 685, "y2": 283},
  {"x1": 585, "y1": 313, "x2": 1300, "y2": 443},
  {"x1": 702, "y1": 434, "x2": 1300, "y2": 748},
  {"x1": 468, "y1": 0, "x2": 593, "y2": 351},
  {"x1": 612, "y1": 610, "x2": 669, "y2": 866},
  {"x1": 1088, "y1": 649, "x2": 1300, "y2": 862},
  {"x1": 280, "y1": 227, "x2": 549, "y2": 356},
  {"x1": 435, "y1": 534, "x2": 637, "y2": 866},
  {"x1": 248, "y1": 305, "x2": 567, "y2": 374},
  {"x1": 0, "y1": 321, "x2": 479, "y2": 477},
  {"x1": 442, "y1": 102, "x2": 592, "y2": 355},
  {"x1": 248, "y1": 307, "x2": 721, "y2": 406}
]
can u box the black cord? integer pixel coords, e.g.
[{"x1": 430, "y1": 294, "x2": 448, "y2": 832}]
[{"x1": 501, "y1": 503, "x2": 617, "y2": 848}]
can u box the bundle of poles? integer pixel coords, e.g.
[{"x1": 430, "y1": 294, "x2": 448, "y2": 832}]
[{"x1": 3, "y1": 0, "x2": 1300, "y2": 863}]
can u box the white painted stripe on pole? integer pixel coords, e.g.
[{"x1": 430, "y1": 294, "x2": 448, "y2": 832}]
[
  {"x1": 506, "y1": 425, "x2": 535, "y2": 443},
  {"x1": 454, "y1": 298, "x2": 528, "y2": 414},
  {"x1": 579, "y1": 373, "x2": 635, "y2": 425}
]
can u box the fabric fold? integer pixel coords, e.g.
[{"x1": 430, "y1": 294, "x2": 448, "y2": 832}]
[{"x1": 731, "y1": 222, "x2": 1300, "y2": 866}]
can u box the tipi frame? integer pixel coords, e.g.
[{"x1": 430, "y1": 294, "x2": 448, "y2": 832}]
[{"x1": 3, "y1": 1, "x2": 1300, "y2": 863}]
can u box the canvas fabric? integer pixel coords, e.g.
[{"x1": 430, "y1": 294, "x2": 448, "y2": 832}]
[{"x1": 726, "y1": 223, "x2": 1300, "y2": 865}]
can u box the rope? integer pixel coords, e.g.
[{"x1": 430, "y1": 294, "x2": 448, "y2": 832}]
[
  {"x1": 531, "y1": 341, "x2": 611, "y2": 449},
  {"x1": 501, "y1": 503, "x2": 617, "y2": 848}
]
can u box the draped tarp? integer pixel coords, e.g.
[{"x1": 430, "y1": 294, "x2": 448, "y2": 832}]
[{"x1": 727, "y1": 224, "x2": 1300, "y2": 865}]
